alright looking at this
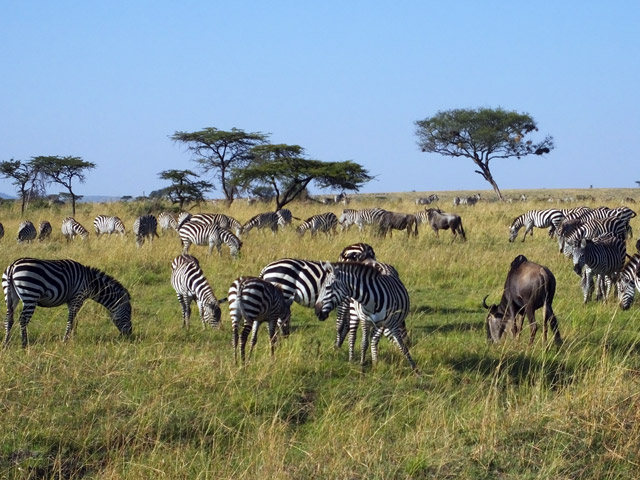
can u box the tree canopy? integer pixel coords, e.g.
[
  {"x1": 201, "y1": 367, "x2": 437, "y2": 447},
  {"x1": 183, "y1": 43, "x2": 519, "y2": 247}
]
[
  {"x1": 30, "y1": 155, "x2": 96, "y2": 215},
  {"x1": 231, "y1": 144, "x2": 373, "y2": 210},
  {"x1": 0, "y1": 159, "x2": 46, "y2": 214},
  {"x1": 415, "y1": 107, "x2": 554, "y2": 200},
  {"x1": 158, "y1": 169, "x2": 213, "y2": 209},
  {"x1": 170, "y1": 128, "x2": 268, "y2": 205}
]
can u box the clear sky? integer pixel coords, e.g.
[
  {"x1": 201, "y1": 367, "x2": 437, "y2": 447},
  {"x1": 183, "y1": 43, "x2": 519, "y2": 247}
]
[{"x1": 1, "y1": 1, "x2": 639, "y2": 199}]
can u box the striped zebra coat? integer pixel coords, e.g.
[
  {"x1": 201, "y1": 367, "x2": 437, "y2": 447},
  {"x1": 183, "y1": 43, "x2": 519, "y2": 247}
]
[
  {"x1": 228, "y1": 276, "x2": 291, "y2": 363},
  {"x1": 178, "y1": 222, "x2": 242, "y2": 258},
  {"x1": 38, "y1": 221, "x2": 52, "y2": 241},
  {"x1": 17, "y1": 221, "x2": 37, "y2": 243},
  {"x1": 339, "y1": 208, "x2": 387, "y2": 232},
  {"x1": 242, "y1": 212, "x2": 279, "y2": 235},
  {"x1": 315, "y1": 261, "x2": 416, "y2": 372},
  {"x1": 94, "y1": 215, "x2": 126, "y2": 236},
  {"x1": 508, "y1": 209, "x2": 564, "y2": 242},
  {"x1": 179, "y1": 213, "x2": 242, "y2": 236},
  {"x1": 61, "y1": 217, "x2": 89, "y2": 242},
  {"x1": 572, "y1": 234, "x2": 627, "y2": 303},
  {"x1": 158, "y1": 212, "x2": 178, "y2": 234},
  {"x1": 259, "y1": 258, "x2": 327, "y2": 308},
  {"x1": 171, "y1": 254, "x2": 224, "y2": 329},
  {"x1": 2, "y1": 258, "x2": 132, "y2": 347},
  {"x1": 133, "y1": 215, "x2": 159, "y2": 247},
  {"x1": 616, "y1": 253, "x2": 640, "y2": 310},
  {"x1": 296, "y1": 212, "x2": 338, "y2": 237}
]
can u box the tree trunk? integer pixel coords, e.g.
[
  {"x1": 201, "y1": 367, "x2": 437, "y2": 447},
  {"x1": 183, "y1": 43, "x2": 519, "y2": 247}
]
[{"x1": 474, "y1": 161, "x2": 504, "y2": 201}]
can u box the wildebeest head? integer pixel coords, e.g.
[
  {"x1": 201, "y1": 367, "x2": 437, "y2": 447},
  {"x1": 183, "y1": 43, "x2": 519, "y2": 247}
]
[{"x1": 483, "y1": 295, "x2": 507, "y2": 343}]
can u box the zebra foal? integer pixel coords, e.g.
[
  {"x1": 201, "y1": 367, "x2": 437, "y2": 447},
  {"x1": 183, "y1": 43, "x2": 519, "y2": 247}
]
[
  {"x1": 2, "y1": 258, "x2": 132, "y2": 347},
  {"x1": 228, "y1": 276, "x2": 291, "y2": 363},
  {"x1": 17, "y1": 221, "x2": 37, "y2": 243},
  {"x1": 171, "y1": 255, "x2": 225, "y2": 329},
  {"x1": 178, "y1": 223, "x2": 242, "y2": 258}
]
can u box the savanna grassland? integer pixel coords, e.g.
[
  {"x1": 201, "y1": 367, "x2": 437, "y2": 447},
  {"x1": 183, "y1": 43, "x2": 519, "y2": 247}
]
[{"x1": 2, "y1": 188, "x2": 640, "y2": 479}]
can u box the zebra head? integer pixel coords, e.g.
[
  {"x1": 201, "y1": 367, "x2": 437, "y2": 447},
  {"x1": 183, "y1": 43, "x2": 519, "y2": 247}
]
[
  {"x1": 314, "y1": 262, "x2": 348, "y2": 321},
  {"x1": 111, "y1": 291, "x2": 133, "y2": 335},
  {"x1": 571, "y1": 237, "x2": 588, "y2": 276},
  {"x1": 617, "y1": 273, "x2": 635, "y2": 310},
  {"x1": 202, "y1": 300, "x2": 222, "y2": 327}
]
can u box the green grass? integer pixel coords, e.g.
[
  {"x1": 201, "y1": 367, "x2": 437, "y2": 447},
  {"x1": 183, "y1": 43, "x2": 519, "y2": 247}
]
[{"x1": 1, "y1": 188, "x2": 640, "y2": 478}]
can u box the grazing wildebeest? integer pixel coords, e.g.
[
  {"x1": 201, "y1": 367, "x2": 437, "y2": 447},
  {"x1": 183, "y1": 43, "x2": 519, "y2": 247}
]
[
  {"x1": 378, "y1": 211, "x2": 418, "y2": 237},
  {"x1": 424, "y1": 208, "x2": 466, "y2": 241},
  {"x1": 483, "y1": 255, "x2": 562, "y2": 346}
]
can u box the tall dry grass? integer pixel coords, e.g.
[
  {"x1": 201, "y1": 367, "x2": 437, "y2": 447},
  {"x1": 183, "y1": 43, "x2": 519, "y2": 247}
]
[{"x1": 1, "y1": 188, "x2": 640, "y2": 479}]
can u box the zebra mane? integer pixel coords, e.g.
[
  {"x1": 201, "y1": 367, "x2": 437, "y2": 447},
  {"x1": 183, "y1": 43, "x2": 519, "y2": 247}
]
[{"x1": 87, "y1": 266, "x2": 130, "y2": 303}]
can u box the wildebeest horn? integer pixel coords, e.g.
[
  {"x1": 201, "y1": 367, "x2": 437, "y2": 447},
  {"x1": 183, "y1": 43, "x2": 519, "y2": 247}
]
[{"x1": 482, "y1": 295, "x2": 490, "y2": 309}]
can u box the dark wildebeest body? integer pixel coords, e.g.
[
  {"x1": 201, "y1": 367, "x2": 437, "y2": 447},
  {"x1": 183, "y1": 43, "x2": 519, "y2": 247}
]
[
  {"x1": 483, "y1": 255, "x2": 562, "y2": 346},
  {"x1": 425, "y1": 208, "x2": 466, "y2": 241},
  {"x1": 378, "y1": 211, "x2": 418, "y2": 238}
]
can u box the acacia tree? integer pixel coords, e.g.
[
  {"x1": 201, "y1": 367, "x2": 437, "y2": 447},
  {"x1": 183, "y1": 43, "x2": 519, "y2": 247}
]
[
  {"x1": 170, "y1": 128, "x2": 268, "y2": 206},
  {"x1": 415, "y1": 108, "x2": 554, "y2": 200},
  {"x1": 31, "y1": 156, "x2": 96, "y2": 215},
  {"x1": 0, "y1": 159, "x2": 46, "y2": 214},
  {"x1": 158, "y1": 169, "x2": 214, "y2": 209},
  {"x1": 231, "y1": 144, "x2": 373, "y2": 210}
]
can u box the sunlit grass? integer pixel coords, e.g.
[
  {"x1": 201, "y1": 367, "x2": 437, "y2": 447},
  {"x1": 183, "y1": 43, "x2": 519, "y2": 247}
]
[{"x1": 1, "y1": 188, "x2": 640, "y2": 478}]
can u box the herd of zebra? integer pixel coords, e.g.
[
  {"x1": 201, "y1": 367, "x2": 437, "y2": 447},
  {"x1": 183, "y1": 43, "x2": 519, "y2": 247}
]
[{"x1": 508, "y1": 205, "x2": 640, "y2": 306}]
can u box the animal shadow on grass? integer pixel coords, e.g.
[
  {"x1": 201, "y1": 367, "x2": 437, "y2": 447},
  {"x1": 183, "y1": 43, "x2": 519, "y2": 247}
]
[{"x1": 448, "y1": 352, "x2": 577, "y2": 390}]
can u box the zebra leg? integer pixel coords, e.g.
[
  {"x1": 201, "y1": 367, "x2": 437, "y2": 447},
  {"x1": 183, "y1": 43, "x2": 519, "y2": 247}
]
[
  {"x1": 248, "y1": 321, "x2": 260, "y2": 360},
  {"x1": 387, "y1": 327, "x2": 418, "y2": 372},
  {"x1": 64, "y1": 298, "x2": 85, "y2": 342},
  {"x1": 3, "y1": 284, "x2": 20, "y2": 348},
  {"x1": 582, "y1": 270, "x2": 594, "y2": 303},
  {"x1": 239, "y1": 322, "x2": 252, "y2": 363},
  {"x1": 17, "y1": 303, "x2": 37, "y2": 348},
  {"x1": 335, "y1": 299, "x2": 351, "y2": 349},
  {"x1": 358, "y1": 317, "x2": 370, "y2": 365},
  {"x1": 178, "y1": 295, "x2": 191, "y2": 329},
  {"x1": 370, "y1": 325, "x2": 384, "y2": 365},
  {"x1": 267, "y1": 319, "x2": 278, "y2": 357}
]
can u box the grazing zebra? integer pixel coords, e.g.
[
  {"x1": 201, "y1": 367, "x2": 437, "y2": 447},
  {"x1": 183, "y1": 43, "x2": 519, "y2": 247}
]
[
  {"x1": 133, "y1": 214, "x2": 159, "y2": 247},
  {"x1": 170, "y1": 254, "x2": 225, "y2": 329},
  {"x1": 61, "y1": 217, "x2": 89, "y2": 242},
  {"x1": 242, "y1": 212, "x2": 279, "y2": 235},
  {"x1": 508, "y1": 209, "x2": 565, "y2": 242},
  {"x1": 315, "y1": 261, "x2": 416, "y2": 372},
  {"x1": 17, "y1": 221, "x2": 37, "y2": 243},
  {"x1": 2, "y1": 258, "x2": 132, "y2": 348},
  {"x1": 180, "y1": 213, "x2": 243, "y2": 236},
  {"x1": 178, "y1": 222, "x2": 242, "y2": 258},
  {"x1": 297, "y1": 212, "x2": 338, "y2": 237},
  {"x1": 617, "y1": 252, "x2": 640, "y2": 310},
  {"x1": 415, "y1": 194, "x2": 439, "y2": 205},
  {"x1": 93, "y1": 215, "x2": 126, "y2": 236},
  {"x1": 38, "y1": 221, "x2": 52, "y2": 241},
  {"x1": 339, "y1": 207, "x2": 387, "y2": 232},
  {"x1": 558, "y1": 215, "x2": 633, "y2": 256},
  {"x1": 158, "y1": 212, "x2": 178, "y2": 233},
  {"x1": 228, "y1": 276, "x2": 291, "y2": 363},
  {"x1": 572, "y1": 234, "x2": 627, "y2": 303},
  {"x1": 276, "y1": 208, "x2": 295, "y2": 228}
]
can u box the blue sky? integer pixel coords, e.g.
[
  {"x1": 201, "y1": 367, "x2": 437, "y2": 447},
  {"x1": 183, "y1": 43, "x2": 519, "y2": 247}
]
[{"x1": 1, "y1": 1, "x2": 639, "y2": 198}]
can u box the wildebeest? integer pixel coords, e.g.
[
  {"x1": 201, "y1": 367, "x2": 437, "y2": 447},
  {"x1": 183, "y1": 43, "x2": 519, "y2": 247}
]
[
  {"x1": 483, "y1": 255, "x2": 562, "y2": 346},
  {"x1": 378, "y1": 211, "x2": 418, "y2": 237},
  {"x1": 422, "y1": 208, "x2": 466, "y2": 241}
]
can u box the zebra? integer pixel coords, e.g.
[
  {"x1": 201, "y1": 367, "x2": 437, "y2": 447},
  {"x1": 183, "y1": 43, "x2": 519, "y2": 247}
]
[
  {"x1": 38, "y1": 221, "x2": 52, "y2": 241},
  {"x1": 158, "y1": 212, "x2": 178, "y2": 234},
  {"x1": 61, "y1": 217, "x2": 89, "y2": 242},
  {"x1": 93, "y1": 215, "x2": 126, "y2": 236},
  {"x1": 276, "y1": 208, "x2": 295, "y2": 228},
  {"x1": 170, "y1": 254, "x2": 225, "y2": 329},
  {"x1": 617, "y1": 252, "x2": 640, "y2": 310},
  {"x1": 17, "y1": 221, "x2": 37, "y2": 243},
  {"x1": 572, "y1": 234, "x2": 627, "y2": 303},
  {"x1": 558, "y1": 215, "x2": 633, "y2": 256},
  {"x1": 314, "y1": 261, "x2": 417, "y2": 372},
  {"x1": 508, "y1": 209, "x2": 565, "y2": 242},
  {"x1": 242, "y1": 212, "x2": 279, "y2": 235},
  {"x1": 133, "y1": 214, "x2": 159, "y2": 247},
  {"x1": 259, "y1": 258, "x2": 327, "y2": 308},
  {"x1": 415, "y1": 194, "x2": 439, "y2": 205},
  {"x1": 339, "y1": 242, "x2": 377, "y2": 262},
  {"x1": 338, "y1": 207, "x2": 387, "y2": 232},
  {"x1": 180, "y1": 213, "x2": 243, "y2": 236},
  {"x1": 228, "y1": 276, "x2": 291, "y2": 363},
  {"x1": 296, "y1": 212, "x2": 338, "y2": 237},
  {"x1": 2, "y1": 257, "x2": 132, "y2": 348},
  {"x1": 178, "y1": 222, "x2": 242, "y2": 258}
]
